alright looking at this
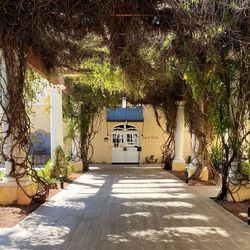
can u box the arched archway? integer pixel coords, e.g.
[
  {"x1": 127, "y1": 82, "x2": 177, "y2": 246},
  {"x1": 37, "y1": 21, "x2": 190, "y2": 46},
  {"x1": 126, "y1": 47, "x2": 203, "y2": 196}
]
[{"x1": 111, "y1": 124, "x2": 140, "y2": 164}]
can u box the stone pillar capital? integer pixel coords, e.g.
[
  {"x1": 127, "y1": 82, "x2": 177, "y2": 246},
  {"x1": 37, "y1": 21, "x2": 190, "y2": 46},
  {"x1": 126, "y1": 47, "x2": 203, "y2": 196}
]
[
  {"x1": 172, "y1": 100, "x2": 186, "y2": 171},
  {"x1": 177, "y1": 101, "x2": 187, "y2": 107}
]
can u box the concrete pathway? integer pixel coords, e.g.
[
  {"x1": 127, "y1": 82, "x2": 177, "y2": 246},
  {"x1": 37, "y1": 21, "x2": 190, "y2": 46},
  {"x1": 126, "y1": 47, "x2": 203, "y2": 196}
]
[{"x1": 0, "y1": 164, "x2": 249, "y2": 250}]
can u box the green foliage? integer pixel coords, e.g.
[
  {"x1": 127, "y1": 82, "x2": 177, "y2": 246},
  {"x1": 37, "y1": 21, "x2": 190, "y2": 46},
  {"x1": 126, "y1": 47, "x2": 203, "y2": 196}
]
[
  {"x1": 145, "y1": 155, "x2": 158, "y2": 164},
  {"x1": 63, "y1": 64, "x2": 123, "y2": 165},
  {"x1": 1, "y1": 0, "x2": 248, "y2": 201},
  {"x1": 0, "y1": 170, "x2": 4, "y2": 181},
  {"x1": 182, "y1": 0, "x2": 201, "y2": 10},
  {"x1": 45, "y1": 177, "x2": 59, "y2": 189},
  {"x1": 64, "y1": 76, "x2": 122, "y2": 109},
  {"x1": 36, "y1": 160, "x2": 52, "y2": 181},
  {"x1": 85, "y1": 61, "x2": 124, "y2": 92},
  {"x1": 68, "y1": 163, "x2": 76, "y2": 174},
  {"x1": 211, "y1": 145, "x2": 223, "y2": 171},
  {"x1": 25, "y1": 68, "x2": 41, "y2": 103},
  {"x1": 64, "y1": 35, "x2": 125, "y2": 93},
  {"x1": 44, "y1": 160, "x2": 52, "y2": 178},
  {"x1": 51, "y1": 146, "x2": 73, "y2": 180},
  {"x1": 242, "y1": 162, "x2": 250, "y2": 181}
]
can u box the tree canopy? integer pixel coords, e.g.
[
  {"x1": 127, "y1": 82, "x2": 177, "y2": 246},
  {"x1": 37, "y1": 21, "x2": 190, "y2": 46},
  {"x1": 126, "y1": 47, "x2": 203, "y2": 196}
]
[{"x1": 0, "y1": 0, "x2": 249, "y2": 200}]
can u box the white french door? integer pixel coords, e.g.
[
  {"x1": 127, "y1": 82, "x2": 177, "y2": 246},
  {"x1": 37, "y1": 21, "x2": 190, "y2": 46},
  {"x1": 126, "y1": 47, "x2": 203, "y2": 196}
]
[
  {"x1": 112, "y1": 130, "x2": 126, "y2": 163},
  {"x1": 112, "y1": 124, "x2": 140, "y2": 163}
]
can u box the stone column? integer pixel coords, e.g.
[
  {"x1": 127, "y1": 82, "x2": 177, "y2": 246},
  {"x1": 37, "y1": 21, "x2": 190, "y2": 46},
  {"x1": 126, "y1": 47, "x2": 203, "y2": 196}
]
[
  {"x1": 191, "y1": 133, "x2": 198, "y2": 165},
  {"x1": 187, "y1": 133, "x2": 198, "y2": 177},
  {"x1": 172, "y1": 101, "x2": 186, "y2": 171},
  {"x1": 71, "y1": 140, "x2": 78, "y2": 160},
  {"x1": 50, "y1": 85, "x2": 64, "y2": 159},
  {"x1": 0, "y1": 50, "x2": 14, "y2": 181},
  {"x1": 0, "y1": 51, "x2": 35, "y2": 205}
]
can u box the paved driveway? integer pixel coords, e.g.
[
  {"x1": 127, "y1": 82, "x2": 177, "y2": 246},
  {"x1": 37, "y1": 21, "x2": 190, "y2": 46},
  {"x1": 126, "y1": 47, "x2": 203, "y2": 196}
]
[{"x1": 0, "y1": 164, "x2": 250, "y2": 249}]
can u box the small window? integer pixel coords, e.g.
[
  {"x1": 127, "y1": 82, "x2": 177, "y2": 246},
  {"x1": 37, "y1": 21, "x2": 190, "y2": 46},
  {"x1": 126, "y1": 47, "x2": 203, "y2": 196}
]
[
  {"x1": 112, "y1": 133, "x2": 124, "y2": 148},
  {"x1": 127, "y1": 133, "x2": 138, "y2": 146}
]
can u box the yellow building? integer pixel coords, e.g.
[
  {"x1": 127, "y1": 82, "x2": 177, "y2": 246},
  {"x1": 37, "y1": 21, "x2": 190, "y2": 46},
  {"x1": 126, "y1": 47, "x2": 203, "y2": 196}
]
[
  {"x1": 30, "y1": 90, "x2": 191, "y2": 168},
  {"x1": 90, "y1": 105, "x2": 191, "y2": 165}
]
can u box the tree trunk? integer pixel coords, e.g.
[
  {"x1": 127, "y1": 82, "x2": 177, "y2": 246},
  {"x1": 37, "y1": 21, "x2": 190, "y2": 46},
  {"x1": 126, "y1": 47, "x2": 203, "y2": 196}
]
[
  {"x1": 217, "y1": 162, "x2": 229, "y2": 200},
  {"x1": 80, "y1": 130, "x2": 89, "y2": 172}
]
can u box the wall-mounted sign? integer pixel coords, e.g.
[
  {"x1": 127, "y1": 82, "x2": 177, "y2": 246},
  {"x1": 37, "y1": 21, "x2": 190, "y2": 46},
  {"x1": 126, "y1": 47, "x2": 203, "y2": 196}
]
[{"x1": 142, "y1": 135, "x2": 159, "y2": 140}]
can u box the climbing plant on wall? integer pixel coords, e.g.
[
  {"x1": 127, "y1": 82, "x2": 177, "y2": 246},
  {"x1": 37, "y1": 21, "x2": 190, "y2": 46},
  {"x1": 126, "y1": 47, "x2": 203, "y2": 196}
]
[
  {"x1": 0, "y1": 0, "x2": 248, "y2": 201},
  {"x1": 63, "y1": 76, "x2": 122, "y2": 171},
  {"x1": 174, "y1": 16, "x2": 250, "y2": 199}
]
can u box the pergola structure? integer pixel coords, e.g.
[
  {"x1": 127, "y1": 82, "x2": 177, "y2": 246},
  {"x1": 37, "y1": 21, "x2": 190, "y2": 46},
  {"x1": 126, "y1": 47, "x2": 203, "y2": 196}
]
[
  {"x1": 0, "y1": 48, "x2": 66, "y2": 204},
  {"x1": 0, "y1": 1, "x2": 249, "y2": 204},
  {"x1": 0, "y1": 46, "x2": 192, "y2": 205}
]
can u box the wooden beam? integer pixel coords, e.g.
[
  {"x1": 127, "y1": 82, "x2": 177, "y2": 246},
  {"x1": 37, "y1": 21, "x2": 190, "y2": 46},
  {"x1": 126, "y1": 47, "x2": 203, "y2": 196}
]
[
  {"x1": 26, "y1": 48, "x2": 64, "y2": 85},
  {"x1": 111, "y1": 13, "x2": 154, "y2": 17},
  {"x1": 26, "y1": 48, "x2": 48, "y2": 78}
]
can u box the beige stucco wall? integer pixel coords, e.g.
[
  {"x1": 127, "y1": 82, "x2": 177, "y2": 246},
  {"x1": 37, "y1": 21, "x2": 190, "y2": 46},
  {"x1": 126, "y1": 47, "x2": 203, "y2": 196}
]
[
  {"x1": 90, "y1": 105, "x2": 191, "y2": 164},
  {"x1": 29, "y1": 100, "x2": 70, "y2": 154},
  {"x1": 227, "y1": 184, "x2": 250, "y2": 202},
  {"x1": 30, "y1": 104, "x2": 50, "y2": 133},
  {"x1": 0, "y1": 182, "x2": 36, "y2": 205}
]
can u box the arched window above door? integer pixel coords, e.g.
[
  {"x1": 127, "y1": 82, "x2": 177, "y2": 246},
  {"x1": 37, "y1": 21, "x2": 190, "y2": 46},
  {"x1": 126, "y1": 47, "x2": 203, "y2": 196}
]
[
  {"x1": 126, "y1": 124, "x2": 137, "y2": 131},
  {"x1": 113, "y1": 124, "x2": 124, "y2": 131}
]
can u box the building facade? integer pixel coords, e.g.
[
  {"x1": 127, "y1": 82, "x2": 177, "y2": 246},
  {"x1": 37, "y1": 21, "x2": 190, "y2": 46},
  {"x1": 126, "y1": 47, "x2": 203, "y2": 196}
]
[
  {"x1": 30, "y1": 91, "x2": 191, "y2": 166},
  {"x1": 90, "y1": 105, "x2": 191, "y2": 164}
]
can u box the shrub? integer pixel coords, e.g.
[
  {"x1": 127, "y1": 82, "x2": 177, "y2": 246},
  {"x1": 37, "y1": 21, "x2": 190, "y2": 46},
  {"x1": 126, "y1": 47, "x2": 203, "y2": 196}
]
[
  {"x1": 211, "y1": 145, "x2": 223, "y2": 171},
  {"x1": 242, "y1": 162, "x2": 250, "y2": 181},
  {"x1": 68, "y1": 162, "x2": 76, "y2": 175},
  {"x1": 145, "y1": 155, "x2": 158, "y2": 164},
  {"x1": 36, "y1": 160, "x2": 52, "y2": 181},
  {"x1": 47, "y1": 178, "x2": 59, "y2": 189},
  {"x1": 0, "y1": 170, "x2": 4, "y2": 181},
  {"x1": 51, "y1": 146, "x2": 74, "y2": 180}
]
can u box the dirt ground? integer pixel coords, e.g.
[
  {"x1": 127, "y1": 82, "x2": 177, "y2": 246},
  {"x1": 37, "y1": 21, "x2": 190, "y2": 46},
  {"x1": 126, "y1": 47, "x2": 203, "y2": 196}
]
[
  {"x1": 0, "y1": 172, "x2": 83, "y2": 228},
  {"x1": 169, "y1": 170, "x2": 217, "y2": 186},
  {"x1": 215, "y1": 199, "x2": 249, "y2": 223},
  {"x1": 169, "y1": 170, "x2": 249, "y2": 223}
]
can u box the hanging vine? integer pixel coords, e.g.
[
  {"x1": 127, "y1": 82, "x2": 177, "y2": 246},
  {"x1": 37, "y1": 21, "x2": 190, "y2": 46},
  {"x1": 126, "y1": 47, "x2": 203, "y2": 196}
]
[
  {"x1": 63, "y1": 76, "x2": 121, "y2": 171},
  {"x1": 0, "y1": 1, "x2": 248, "y2": 201},
  {"x1": 0, "y1": 46, "x2": 49, "y2": 200}
]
